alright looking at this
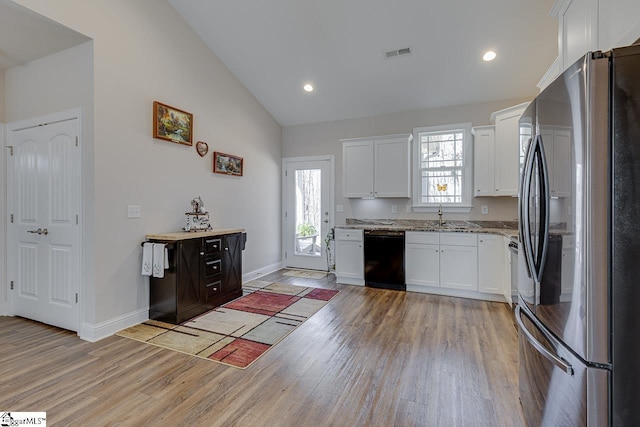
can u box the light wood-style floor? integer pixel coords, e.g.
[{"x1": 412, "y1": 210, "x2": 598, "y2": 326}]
[{"x1": 0, "y1": 271, "x2": 525, "y2": 426}]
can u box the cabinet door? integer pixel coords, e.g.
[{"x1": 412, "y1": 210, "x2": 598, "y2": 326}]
[
  {"x1": 473, "y1": 127, "x2": 495, "y2": 196},
  {"x1": 440, "y1": 245, "x2": 478, "y2": 291},
  {"x1": 177, "y1": 238, "x2": 203, "y2": 314},
  {"x1": 374, "y1": 137, "x2": 410, "y2": 197},
  {"x1": 222, "y1": 233, "x2": 243, "y2": 293},
  {"x1": 477, "y1": 234, "x2": 504, "y2": 295},
  {"x1": 405, "y1": 243, "x2": 439, "y2": 287},
  {"x1": 335, "y1": 240, "x2": 364, "y2": 283},
  {"x1": 343, "y1": 140, "x2": 374, "y2": 197},
  {"x1": 494, "y1": 109, "x2": 524, "y2": 196}
]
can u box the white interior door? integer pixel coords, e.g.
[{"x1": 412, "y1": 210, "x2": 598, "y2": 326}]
[
  {"x1": 7, "y1": 113, "x2": 81, "y2": 332},
  {"x1": 283, "y1": 156, "x2": 334, "y2": 271}
]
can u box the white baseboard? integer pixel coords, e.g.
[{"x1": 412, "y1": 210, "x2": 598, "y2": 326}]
[
  {"x1": 78, "y1": 261, "x2": 285, "y2": 342},
  {"x1": 79, "y1": 307, "x2": 148, "y2": 342},
  {"x1": 242, "y1": 261, "x2": 283, "y2": 283}
]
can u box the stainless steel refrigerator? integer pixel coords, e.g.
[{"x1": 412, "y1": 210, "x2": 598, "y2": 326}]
[{"x1": 516, "y1": 44, "x2": 640, "y2": 426}]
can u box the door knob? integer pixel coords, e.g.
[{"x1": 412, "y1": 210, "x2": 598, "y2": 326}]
[{"x1": 27, "y1": 228, "x2": 48, "y2": 235}]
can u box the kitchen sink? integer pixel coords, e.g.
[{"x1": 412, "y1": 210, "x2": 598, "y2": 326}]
[{"x1": 437, "y1": 221, "x2": 481, "y2": 230}]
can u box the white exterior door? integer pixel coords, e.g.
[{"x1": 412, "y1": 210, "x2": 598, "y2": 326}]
[
  {"x1": 283, "y1": 156, "x2": 334, "y2": 271},
  {"x1": 7, "y1": 112, "x2": 81, "y2": 332}
]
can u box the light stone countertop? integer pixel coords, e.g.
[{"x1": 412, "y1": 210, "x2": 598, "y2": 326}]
[
  {"x1": 145, "y1": 228, "x2": 245, "y2": 241},
  {"x1": 337, "y1": 219, "x2": 519, "y2": 239}
]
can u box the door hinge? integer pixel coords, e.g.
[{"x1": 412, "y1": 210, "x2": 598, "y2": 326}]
[
  {"x1": 10, "y1": 214, "x2": 14, "y2": 223},
  {"x1": 76, "y1": 136, "x2": 79, "y2": 147},
  {"x1": 10, "y1": 281, "x2": 14, "y2": 290},
  {"x1": 76, "y1": 215, "x2": 79, "y2": 225},
  {"x1": 75, "y1": 293, "x2": 78, "y2": 303},
  {"x1": 284, "y1": 252, "x2": 287, "y2": 259},
  {"x1": 5, "y1": 146, "x2": 13, "y2": 156}
]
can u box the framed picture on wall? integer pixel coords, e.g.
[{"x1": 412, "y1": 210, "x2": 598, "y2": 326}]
[
  {"x1": 213, "y1": 152, "x2": 243, "y2": 176},
  {"x1": 153, "y1": 101, "x2": 193, "y2": 146}
]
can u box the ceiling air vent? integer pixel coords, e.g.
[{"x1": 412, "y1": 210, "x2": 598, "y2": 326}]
[{"x1": 384, "y1": 47, "x2": 412, "y2": 60}]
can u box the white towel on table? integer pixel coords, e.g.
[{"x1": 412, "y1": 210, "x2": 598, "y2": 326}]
[
  {"x1": 141, "y1": 243, "x2": 153, "y2": 276},
  {"x1": 152, "y1": 243, "x2": 166, "y2": 278}
]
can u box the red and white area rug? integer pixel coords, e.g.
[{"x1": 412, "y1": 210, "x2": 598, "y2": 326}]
[{"x1": 116, "y1": 281, "x2": 339, "y2": 369}]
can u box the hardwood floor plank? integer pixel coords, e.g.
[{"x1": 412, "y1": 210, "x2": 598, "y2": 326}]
[{"x1": 0, "y1": 270, "x2": 525, "y2": 426}]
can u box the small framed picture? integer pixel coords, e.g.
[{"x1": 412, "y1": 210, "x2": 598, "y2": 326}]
[
  {"x1": 213, "y1": 152, "x2": 243, "y2": 176},
  {"x1": 153, "y1": 101, "x2": 193, "y2": 146}
]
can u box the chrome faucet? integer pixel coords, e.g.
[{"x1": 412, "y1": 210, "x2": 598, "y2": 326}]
[{"x1": 438, "y1": 204, "x2": 444, "y2": 227}]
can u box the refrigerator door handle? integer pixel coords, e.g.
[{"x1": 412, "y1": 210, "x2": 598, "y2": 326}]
[
  {"x1": 516, "y1": 305, "x2": 574, "y2": 375},
  {"x1": 536, "y1": 134, "x2": 551, "y2": 282},
  {"x1": 520, "y1": 136, "x2": 535, "y2": 279}
]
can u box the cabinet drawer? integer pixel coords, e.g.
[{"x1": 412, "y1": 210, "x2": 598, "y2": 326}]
[
  {"x1": 335, "y1": 228, "x2": 363, "y2": 241},
  {"x1": 203, "y1": 258, "x2": 222, "y2": 277},
  {"x1": 204, "y1": 237, "x2": 222, "y2": 255},
  {"x1": 406, "y1": 231, "x2": 439, "y2": 245},
  {"x1": 204, "y1": 280, "x2": 222, "y2": 302},
  {"x1": 439, "y1": 233, "x2": 477, "y2": 247}
]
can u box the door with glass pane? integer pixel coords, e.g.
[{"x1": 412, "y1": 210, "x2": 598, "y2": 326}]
[{"x1": 283, "y1": 157, "x2": 333, "y2": 271}]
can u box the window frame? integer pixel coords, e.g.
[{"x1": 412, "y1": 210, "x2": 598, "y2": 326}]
[{"x1": 411, "y1": 122, "x2": 473, "y2": 213}]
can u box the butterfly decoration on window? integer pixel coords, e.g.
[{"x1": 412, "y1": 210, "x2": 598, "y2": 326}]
[{"x1": 436, "y1": 183, "x2": 448, "y2": 192}]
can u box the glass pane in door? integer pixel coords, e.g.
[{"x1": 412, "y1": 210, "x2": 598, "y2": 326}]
[{"x1": 294, "y1": 169, "x2": 321, "y2": 257}]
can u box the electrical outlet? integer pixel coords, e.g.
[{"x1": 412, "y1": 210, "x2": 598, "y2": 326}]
[
  {"x1": 481, "y1": 205, "x2": 489, "y2": 215},
  {"x1": 127, "y1": 205, "x2": 141, "y2": 218},
  {"x1": 391, "y1": 205, "x2": 397, "y2": 214},
  {"x1": 336, "y1": 204, "x2": 344, "y2": 213}
]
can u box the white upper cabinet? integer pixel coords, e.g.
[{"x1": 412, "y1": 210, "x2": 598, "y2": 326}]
[
  {"x1": 342, "y1": 140, "x2": 374, "y2": 197},
  {"x1": 473, "y1": 103, "x2": 527, "y2": 197},
  {"x1": 472, "y1": 126, "x2": 495, "y2": 197},
  {"x1": 342, "y1": 134, "x2": 412, "y2": 198},
  {"x1": 540, "y1": 0, "x2": 640, "y2": 90},
  {"x1": 493, "y1": 104, "x2": 527, "y2": 196}
]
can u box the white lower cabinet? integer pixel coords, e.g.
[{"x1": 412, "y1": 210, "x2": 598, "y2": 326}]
[
  {"x1": 439, "y1": 233, "x2": 478, "y2": 291},
  {"x1": 406, "y1": 231, "x2": 510, "y2": 303},
  {"x1": 406, "y1": 232, "x2": 478, "y2": 292},
  {"x1": 334, "y1": 228, "x2": 364, "y2": 286},
  {"x1": 405, "y1": 232, "x2": 440, "y2": 287},
  {"x1": 477, "y1": 234, "x2": 504, "y2": 295}
]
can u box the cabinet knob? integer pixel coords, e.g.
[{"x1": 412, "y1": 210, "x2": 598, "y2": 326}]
[
  {"x1": 225, "y1": 247, "x2": 229, "y2": 251},
  {"x1": 200, "y1": 252, "x2": 205, "y2": 256},
  {"x1": 213, "y1": 266, "x2": 218, "y2": 270}
]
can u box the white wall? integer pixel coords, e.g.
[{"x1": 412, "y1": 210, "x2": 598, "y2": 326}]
[
  {"x1": 283, "y1": 98, "x2": 531, "y2": 224},
  {"x1": 11, "y1": 0, "x2": 282, "y2": 335}
]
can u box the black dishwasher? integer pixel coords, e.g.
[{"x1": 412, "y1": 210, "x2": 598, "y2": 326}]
[{"x1": 364, "y1": 230, "x2": 405, "y2": 291}]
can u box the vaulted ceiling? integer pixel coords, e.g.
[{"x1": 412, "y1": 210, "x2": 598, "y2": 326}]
[
  {"x1": 1, "y1": 0, "x2": 558, "y2": 127},
  {"x1": 169, "y1": 0, "x2": 558, "y2": 126}
]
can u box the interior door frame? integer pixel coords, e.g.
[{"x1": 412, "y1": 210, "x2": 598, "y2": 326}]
[
  {"x1": 5, "y1": 108, "x2": 83, "y2": 331},
  {"x1": 1, "y1": 122, "x2": 6, "y2": 316},
  {"x1": 282, "y1": 155, "x2": 335, "y2": 270}
]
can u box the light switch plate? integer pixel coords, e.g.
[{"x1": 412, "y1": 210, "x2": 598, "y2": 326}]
[
  {"x1": 481, "y1": 205, "x2": 489, "y2": 215},
  {"x1": 128, "y1": 205, "x2": 141, "y2": 218},
  {"x1": 336, "y1": 204, "x2": 344, "y2": 213},
  {"x1": 391, "y1": 205, "x2": 397, "y2": 214}
]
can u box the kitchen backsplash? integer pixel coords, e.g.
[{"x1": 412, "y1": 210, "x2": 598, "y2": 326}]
[{"x1": 338, "y1": 196, "x2": 518, "y2": 224}]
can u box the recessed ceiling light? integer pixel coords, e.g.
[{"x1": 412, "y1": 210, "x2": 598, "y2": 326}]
[
  {"x1": 483, "y1": 50, "x2": 497, "y2": 61},
  {"x1": 303, "y1": 84, "x2": 314, "y2": 92}
]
